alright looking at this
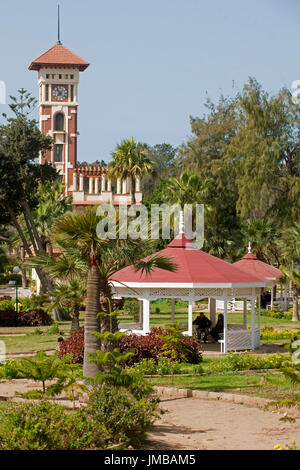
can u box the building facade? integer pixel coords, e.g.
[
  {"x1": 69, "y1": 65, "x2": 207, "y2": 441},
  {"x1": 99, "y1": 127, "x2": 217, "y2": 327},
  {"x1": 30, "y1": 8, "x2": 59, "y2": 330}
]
[{"x1": 29, "y1": 42, "x2": 142, "y2": 207}]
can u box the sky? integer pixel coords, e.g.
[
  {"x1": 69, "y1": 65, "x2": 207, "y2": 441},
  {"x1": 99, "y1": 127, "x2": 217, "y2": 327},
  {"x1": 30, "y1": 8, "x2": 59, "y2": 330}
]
[{"x1": 0, "y1": 0, "x2": 300, "y2": 163}]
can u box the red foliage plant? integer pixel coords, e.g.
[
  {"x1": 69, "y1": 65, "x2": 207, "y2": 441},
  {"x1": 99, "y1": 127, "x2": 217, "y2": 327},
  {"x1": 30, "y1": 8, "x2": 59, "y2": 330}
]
[
  {"x1": 120, "y1": 327, "x2": 203, "y2": 365},
  {"x1": 0, "y1": 309, "x2": 52, "y2": 327},
  {"x1": 17, "y1": 309, "x2": 53, "y2": 327},
  {"x1": 0, "y1": 310, "x2": 19, "y2": 327},
  {"x1": 58, "y1": 328, "x2": 84, "y2": 364},
  {"x1": 58, "y1": 327, "x2": 203, "y2": 365}
]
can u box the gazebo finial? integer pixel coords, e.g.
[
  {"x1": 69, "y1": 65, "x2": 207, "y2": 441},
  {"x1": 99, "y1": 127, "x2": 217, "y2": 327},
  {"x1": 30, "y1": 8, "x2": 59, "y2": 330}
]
[
  {"x1": 248, "y1": 241, "x2": 252, "y2": 253},
  {"x1": 179, "y1": 210, "x2": 184, "y2": 234}
]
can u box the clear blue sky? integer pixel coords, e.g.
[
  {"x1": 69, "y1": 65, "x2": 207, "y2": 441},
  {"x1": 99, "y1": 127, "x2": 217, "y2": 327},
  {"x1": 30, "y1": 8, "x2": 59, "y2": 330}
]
[{"x1": 0, "y1": 0, "x2": 300, "y2": 163}]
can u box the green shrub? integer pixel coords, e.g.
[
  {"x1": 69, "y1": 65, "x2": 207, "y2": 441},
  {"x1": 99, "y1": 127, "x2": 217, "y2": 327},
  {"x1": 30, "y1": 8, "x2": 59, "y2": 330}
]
[
  {"x1": 209, "y1": 351, "x2": 287, "y2": 373},
  {"x1": 28, "y1": 327, "x2": 43, "y2": 336},
  {"x1": 261, "y1": 328, "x2": 300, "y2": 341},
  {"x1": 86, "y1": 384, "x2": 158, "y2": 446},
  {"x1": 0, "y1": 401, "x2": 107, "y2": 450},
  {"x1": 0, "y1": 273, "x2": 22, "y2": 285},
  {"x1": 123, "y1": 299, "x2": 139, "y2": 322},
  {"x1": 48, "y1": 322, "x2": 64, "y2": 335},
  {"x1": 129, "y1": 357, "x2": 181, "y2": 375},
  {"x1": 260, "y1": 308, "x2": 292, "y2": 320},
  {"x1": 0, "y1": 299, "x2": 15, "y2": 310}
]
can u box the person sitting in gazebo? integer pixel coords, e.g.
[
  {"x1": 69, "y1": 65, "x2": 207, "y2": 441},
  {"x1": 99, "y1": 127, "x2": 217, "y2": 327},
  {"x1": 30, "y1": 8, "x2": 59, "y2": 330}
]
[
  {"x1": 210, "y1": 313, "x2": 224, "y2": 342},
  {"x1": 193, "y1": 312, "x2": 212, "y2": 343}
]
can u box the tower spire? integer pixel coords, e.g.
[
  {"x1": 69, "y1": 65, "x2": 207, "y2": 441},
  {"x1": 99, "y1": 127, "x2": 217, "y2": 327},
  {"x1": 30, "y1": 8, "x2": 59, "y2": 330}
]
[{"x1": 57, "y1": 4, "x2": 62, "y2": 45}]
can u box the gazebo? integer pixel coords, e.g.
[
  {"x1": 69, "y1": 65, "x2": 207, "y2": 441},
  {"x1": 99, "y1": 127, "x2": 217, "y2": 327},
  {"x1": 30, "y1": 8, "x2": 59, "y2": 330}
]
[
  {"x1": 111, "y1": 226, "x2": 266, "y2": 353},
  {"x1": 232, "y1": 245, "x2": 283, "y2": 309}
]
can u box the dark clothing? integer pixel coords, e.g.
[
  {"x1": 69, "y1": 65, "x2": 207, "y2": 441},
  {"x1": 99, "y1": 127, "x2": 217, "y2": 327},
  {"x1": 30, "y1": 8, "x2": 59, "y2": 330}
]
[
  {"x1": 193, "y1": 316, "x2": 212, "y2": 329},
  {"x1": 261, "y1": 291, "x2": 271, "y2": 309},
  {"x1": 193, "y1": 315, "x2": 211, "y2": 342},
  {"x1": 210, "y1": 318, "x2": 224, "y2": 342}
]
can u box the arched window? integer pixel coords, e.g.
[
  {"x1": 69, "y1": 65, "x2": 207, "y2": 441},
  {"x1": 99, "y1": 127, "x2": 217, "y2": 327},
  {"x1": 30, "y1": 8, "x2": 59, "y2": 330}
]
[{"x1": 54, "y1": 113, "x2": 64, "y2": 131}]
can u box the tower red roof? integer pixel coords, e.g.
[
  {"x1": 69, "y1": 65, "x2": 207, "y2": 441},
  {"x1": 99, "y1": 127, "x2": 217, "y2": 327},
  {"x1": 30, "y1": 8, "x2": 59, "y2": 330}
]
[
  {"x1": 232, "y1": 252, "x2": 283, "y2": 281},
  {"x1": 111, "y1": 234, "x2": 265, "y2": 287},
  {"x1": 29, "y1": 44, "x2": 90, "y2": 71}
]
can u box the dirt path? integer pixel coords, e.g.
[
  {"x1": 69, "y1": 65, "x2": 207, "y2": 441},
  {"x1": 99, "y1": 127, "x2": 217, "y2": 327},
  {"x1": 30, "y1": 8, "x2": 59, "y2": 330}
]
[
  {"x1": 145, "y1": 397, "x2": 300, "y2": 450},
  {"x1": 1, "y1": 380, "x2": 299, "y2": 450}
]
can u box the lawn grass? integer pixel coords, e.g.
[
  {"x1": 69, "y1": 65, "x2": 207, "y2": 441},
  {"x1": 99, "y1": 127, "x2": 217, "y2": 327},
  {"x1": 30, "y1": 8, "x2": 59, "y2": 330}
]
[
  {"x1": 1, "y1": 334, "x2": 60, "y2": 354},
  {"x1": 146, "y1": 358, "x2": 299, "y2": 401}
]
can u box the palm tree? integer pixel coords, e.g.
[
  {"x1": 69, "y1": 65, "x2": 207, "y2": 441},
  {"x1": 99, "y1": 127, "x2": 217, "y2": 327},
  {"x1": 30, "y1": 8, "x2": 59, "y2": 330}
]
[
  {"x1": 33, "y1": 182, "x2": 72, "y2": 255},
  {"x1": 278, "y1": 223, "x2": 300, "y2": 322},
  {"x1": 108, "y1": 138, "x2": 154, "y2": 205},
  {"x1": 242, "y1": 218, "x2": 280, "y2": 264},
  {"x1": 51, "y1": 207, "x2": 177, "y2": 377},
  {"x1": 52, "y1": 208, "x2": 106, "y2": 378},
  {"x1": 162, "y1": 170, "x2": 213, "y2": 208},
  {"x1": 51, "y1": 279, "x2": 86, "y2": 331},
  {"x1": 279, "y1": 268, "x2": 300, "y2": 321}
]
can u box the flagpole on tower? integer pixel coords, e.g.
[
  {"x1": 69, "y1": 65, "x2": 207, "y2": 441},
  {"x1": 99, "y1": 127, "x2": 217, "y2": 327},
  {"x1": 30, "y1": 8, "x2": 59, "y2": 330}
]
[{"x1": 57, "y1": 4, "x2": 62, "y2": 45}]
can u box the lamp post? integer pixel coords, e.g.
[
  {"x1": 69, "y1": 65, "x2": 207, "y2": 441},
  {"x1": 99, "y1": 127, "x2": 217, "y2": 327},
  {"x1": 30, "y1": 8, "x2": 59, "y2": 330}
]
[{"x1": 13, "y1": 266, "x2": 20, "y2": 313}]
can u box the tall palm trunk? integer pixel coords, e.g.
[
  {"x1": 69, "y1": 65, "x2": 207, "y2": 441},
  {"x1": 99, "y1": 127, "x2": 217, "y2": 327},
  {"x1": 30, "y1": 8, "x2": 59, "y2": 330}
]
[
  {"x1": 83, "y1": 264, "x2": 101, "y2": 377},
  {"x1": 131, "y1": 174, "x2": 136, "y2": 205},
  {"x1": 20, "y1": 246, "x2": 27, "y2": 288},
  {"x1": 291, "y1": 282, "x2": 299, "y2": 322},
  {"x1": 71, "y1": 305, "x2": 80, "y2": 331}
]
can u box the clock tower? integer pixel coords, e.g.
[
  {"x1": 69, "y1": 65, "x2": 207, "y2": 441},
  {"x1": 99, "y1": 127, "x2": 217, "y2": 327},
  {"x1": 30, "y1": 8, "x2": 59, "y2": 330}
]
[{"x1": 29, "y1": 41, "x2": 89, "y2": 190}]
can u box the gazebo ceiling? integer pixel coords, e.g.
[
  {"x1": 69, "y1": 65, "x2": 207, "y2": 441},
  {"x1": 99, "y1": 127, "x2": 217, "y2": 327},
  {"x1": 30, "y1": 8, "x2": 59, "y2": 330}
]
[
  {"x1": 232, "y1": 252, "x2": 283, "y2": 281},
  {"x1": 111, "y1": 234, "x2": 265, "y2": 288}
]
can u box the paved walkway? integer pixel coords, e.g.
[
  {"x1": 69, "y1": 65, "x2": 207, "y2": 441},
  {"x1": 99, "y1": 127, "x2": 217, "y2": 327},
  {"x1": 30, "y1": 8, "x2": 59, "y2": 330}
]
[{"x1": 144, "y1": 396, "x2": 300, "y2": 450}]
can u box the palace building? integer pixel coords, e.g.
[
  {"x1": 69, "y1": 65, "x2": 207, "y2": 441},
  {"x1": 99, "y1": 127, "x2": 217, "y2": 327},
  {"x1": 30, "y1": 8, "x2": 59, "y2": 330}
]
[{"x1": 29, "y1": 41, "x2": 142, "y2": 208}]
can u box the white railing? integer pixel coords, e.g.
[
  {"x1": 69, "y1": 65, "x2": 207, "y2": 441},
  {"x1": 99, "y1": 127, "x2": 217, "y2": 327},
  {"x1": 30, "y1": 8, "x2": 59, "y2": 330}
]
[
  {"x1": 226, "y1": 328, "x2": 260, "y2": 351},
  {"x1": 216, "y1": 299, "x2": 251, "y2": 311}
]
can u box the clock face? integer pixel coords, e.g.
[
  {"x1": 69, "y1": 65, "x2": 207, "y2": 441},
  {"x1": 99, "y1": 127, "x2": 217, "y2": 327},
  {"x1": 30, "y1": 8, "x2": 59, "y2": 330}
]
[{"x1": 52, "y1": 85, "x2": 68, "y2": 101}]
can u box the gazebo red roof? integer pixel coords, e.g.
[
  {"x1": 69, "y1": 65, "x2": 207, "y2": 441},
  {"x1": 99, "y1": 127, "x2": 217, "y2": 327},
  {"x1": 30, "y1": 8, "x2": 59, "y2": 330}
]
[
  {"x1": 232, "y1": 252, "x2": 283, "y2": 281},
  {"x1": 29, "y1": 44, "x2": 90, "y2": 71},
  {"x1": 111, "y1": 234, "x2": 265, "y2": 286}
]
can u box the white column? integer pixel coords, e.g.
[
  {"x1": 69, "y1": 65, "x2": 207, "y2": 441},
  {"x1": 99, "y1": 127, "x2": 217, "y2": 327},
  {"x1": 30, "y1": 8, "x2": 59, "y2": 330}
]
[
  {"x1": 89, "y1": 177, "x2": 93, "y2": 194},
  {"x1": 142, "y1": 299, "x2": 150, "y2": 333},
  {"x1": 139, "y1": 300, "x2": 143, "y2": 324},
  {"x1": 243, "y1": 300, "x2": 247, "y2": 329},
  {"x1": 101, "y1": 174, "x2": 106, "y2": 192},
  {"x1": 271, "y1": 285, "x2": 274, "y2": 309},
  {"x1": 223, "y1": 295, "x2": 228, "y2": 353},
  {"x1": 251, "y1": 288, "x2": 255, "y2": 351},
  {"x1": 117, "y1": 178, "x2": 121, "y2": 194},
  {"x1": 79, "y1": 174, "x2": 84, "y2": 191},
  {"x1": 188, "y1": 298, "x2": 193, "y2": 336},
  {"x1": 171, "y1": 298, "x2": 175, "y2": 323},
  {"x1": 136, "y1": 176, "x2": 140, "y2": 192},
  {"x1": 94, "y1": 177, "x2": 99, "y2": 194},
  {"x1": 107, "y1": 179, "x2": 112, "y2": 192},
  {"x1": 284, "y1": 283, "x2": 288, "y2": 311},
  {"x1": 209, "y1": 298, "x2": 216, "y2": 327},
  {"x1": 73, "y1": 173, "x2": 77, "y2": 190},
  {"x1": 122, "y1": 179, "x2": 127, "y2": 194}
]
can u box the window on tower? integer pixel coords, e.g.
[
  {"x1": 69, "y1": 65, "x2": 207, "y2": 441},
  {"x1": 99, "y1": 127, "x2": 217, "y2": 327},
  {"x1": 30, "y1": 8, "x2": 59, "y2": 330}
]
[
  {"x1": 70, "y1": 85, "x2": 74, "y2": 101},
  {"x1": 54, "y1": 113, "x2": 64, "y2": 131},
  {"x1": 55, "y1": 144, "x2": 63, "y2": 162},
  {"x1": 45, "y1": 85, "x2": 49, "y2": 101}
]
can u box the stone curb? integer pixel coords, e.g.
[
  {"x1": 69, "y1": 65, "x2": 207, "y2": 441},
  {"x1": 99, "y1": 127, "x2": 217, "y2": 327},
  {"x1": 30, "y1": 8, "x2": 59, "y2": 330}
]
[
  {"x1": 154, "y1": 386, "x2": 271, "y2": 408},
  {"x1": 154, "y1": 386, "x2": 300, "y2": 417}
]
